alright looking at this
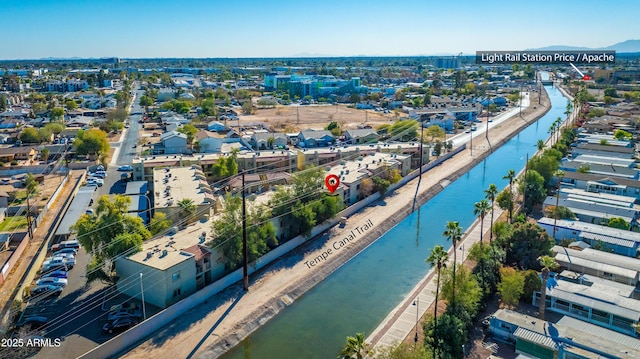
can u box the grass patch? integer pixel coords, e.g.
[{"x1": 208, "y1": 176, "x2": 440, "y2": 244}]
[{"x1": 0, "y1": 216, "x2": 28, "y2": 232}]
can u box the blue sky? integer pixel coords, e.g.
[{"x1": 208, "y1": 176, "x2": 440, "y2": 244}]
[{"x1": 1, "y1": 0, "x2": 638, "y2": 59}]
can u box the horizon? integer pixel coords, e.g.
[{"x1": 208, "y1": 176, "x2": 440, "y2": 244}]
[{"x1": 2, "y1": 0, "x2": 639, "y2": 60}]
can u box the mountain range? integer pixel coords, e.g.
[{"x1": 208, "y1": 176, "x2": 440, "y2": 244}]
[{"x1": 527, "y1": 39, "x2": 640, "y2": 53}]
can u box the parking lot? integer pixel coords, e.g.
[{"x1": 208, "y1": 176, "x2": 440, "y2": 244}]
[{"x1": 19, "y1": 167, "x2": 160, "y2": 358}]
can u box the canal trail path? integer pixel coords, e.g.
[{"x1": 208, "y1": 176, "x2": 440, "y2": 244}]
[{"x1": 123, "y1": 90, "x2": 549, "y2": 359}]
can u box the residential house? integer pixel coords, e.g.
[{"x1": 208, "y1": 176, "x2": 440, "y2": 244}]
[
  {"x1": 343, "y1": 128, "x2": 379, "y2": 144},
  {"x1": 571, "y1": 143, "x2": 636, "y2": 159},
  {"x1": 207, "y1": 121, "x2": 226, "y2": 132},
  {"x1": 559, "y1": 161, "x2": 638, "y2": 179},
  {"x1": 538, "y1": 217, "x2": 640, "y2": 257},
  {"x1": 66, "y1": 116, "x2": 94, "y2": 128},
  {"x1": 559, "y1": 171, "x2": 640, "y2": 196},
  {"x1": 249, "y1": 132, "x2": 288, "y2": 150},
  {"x1": 159, "y1": 131, "x2": 188, "y2": 154},
  {"x1": 297, "y1": 129, "x2": 334, "y2": 148},
  {"x1": 0, "y1": 147, "x2": 36, "y2": 163},
  {"x1": 532, "y1": 274, "x2": 640, "y2": 336},
  {"x1": 552, "y1": 245, "x2": 640, "y2": 286},
  {"x1": 489, "y1": 309, "x2": 640, "y2": 359}
]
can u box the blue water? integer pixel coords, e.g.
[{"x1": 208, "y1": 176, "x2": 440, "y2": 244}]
[{"x1": 223, "y1": 85, "x2": 568, "y2": 359}]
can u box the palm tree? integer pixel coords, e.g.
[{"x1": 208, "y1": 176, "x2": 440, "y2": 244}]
[
  {"x1": 536, "y1": 139, "x2": 545, "y2": 152},
  {"x1": 443, "y1": 221, "x2": 462, "y2": 309},
  {"x1": 503, "y1": 169, "x2": 516, "y2": 223},
  {"x1": 339, "y1": 332, "x2": 371, "y2": 359},
  {"x1": 177, "y1": 198, "x2": 197, "y2": 224},
  {"x1": 426, "y1": 245, "x2": 448, "y2": 357},
  {"x1": 484, "y1": 184, "x2": 498, "y2": 246},
  {"x1": 538, "y1": 255, "x2": 558, "y2": 320},
  {"x1": 473, "y1": 200, "x2": 491, "y2": 246}
]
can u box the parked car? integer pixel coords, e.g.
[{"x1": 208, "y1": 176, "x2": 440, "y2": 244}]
[
  {"x1": 16, "y1": 316, "x2": 48, "y2": 330},
  {"x1": 52, "y1": 240, "x2": 80, "y2": 250},
  {"x1": 49, "y1": 252, "x2": 75, "y2": 260},
  {"x1": 53, "y1": 248, "x2": 77, "y2": 257},
  {"x1": 107, "y1": 307, "x2": 142, "y2": 322},
  {"x1": 88, "y1": 172, "x2": 106, "y2": 179},
  {"x1": 36, "y1": 277, "x2": 68, "y2": 288},
  {"x1": 30, "y1": 285, "x2": 63, "y2": 298},
  {"x1": 42, "y1": 256, "x2": 75, "y2": 272},
  {"x1": 117, "y1": 165, "x2": 133, "y2": 171},
  {"x1": 41, "y1": 270, "x2": 68, "y2": 279},
  {"x1": 102, "y1": 317, "x2": 139, "y2": 334}
]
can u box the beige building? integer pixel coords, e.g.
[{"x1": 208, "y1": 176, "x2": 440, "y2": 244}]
[
  {"x1": 152, "y1": 165, "x2": 214, "y2": 224},
  {"x1": 115, "y1": 219, "x2": 225, "y2": 308}
]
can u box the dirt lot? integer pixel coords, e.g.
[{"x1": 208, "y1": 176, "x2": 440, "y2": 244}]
[{"x1": 240, "y1": 104, "x2": 396, "y2": 132}]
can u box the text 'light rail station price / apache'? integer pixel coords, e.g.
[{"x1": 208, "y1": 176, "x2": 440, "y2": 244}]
[{"x1": 475, "y1": 50, "x2": 616, "y2": 64}]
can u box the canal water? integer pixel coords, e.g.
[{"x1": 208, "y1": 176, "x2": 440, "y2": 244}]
[{"x1": 223, "y1": 84, "x2": 567, "y2": 359}]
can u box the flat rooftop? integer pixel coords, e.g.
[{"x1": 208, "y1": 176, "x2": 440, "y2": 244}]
[
  {"x1": 126, "y1": 218, "x2": 212, "y2": 270},
  {"x1": 152, "y1": 166, "x2": 214, "y2": 208},
  {"x1": 55, "y1": 187, "x2": 94, "y2": 237},
  {"x1": 326, "y1": 152, "x2": 410, "y2": 186}
]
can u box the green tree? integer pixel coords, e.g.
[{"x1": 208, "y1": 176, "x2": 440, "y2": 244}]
[
  {"x1": 178, "y1": 124, "x2": 198, "y2": 146},
  {"x1": 338, "y1": 332, "x2": 372, "y2": 359},
  {"x1": 373, "y1": 342, "x2": 431, "y2": 359},
  {"x1": 497, "y1": 267, "x2": 525, "y2": 309},
  {"x1": 522, "y1": 269, "x2": 542, "y2": 303},
  {"x1": 423, "y1": 312, "x2": 466, "y2": 359},
  {"x1": 607, "y1": 217, "x2": 629, "y2": 230},
  {"x1": 519, "y1": 169, "x2": 546, "y2": 212},
  {"x1": 19, "y1": 128, "x2": 42, "y2": 143},
  {"x1": 0, "y1": 94, "x2": 6, "y2": 112},
  {"x1": 139, "y1": 95, "x2": 153, "y2": 112},
  {"x1": 577, "y1": 165, "x2": 590, "y2": 173},
  {"x1": 40, "y1": 148, "x2": 50, "y2": 163},
  {"x1": 496, "y1": 189, "x2": 515, "y2": 224},
  {"x1": 536, "y1": 139, "x2": 545, "y2": 151},
  {"x1": 210, "y1": 197, "x2": 276, "y2": 270},
  {"x1": 177, "y1": 199, "x2": 197, "y2": 224},
  {"x1": 241, "y1": 100, "x2": 253, "y2": 115},
  {"x1": 424, "y1": 126, "x2": 445, "y2": 143},
  {"x1": 506, "y1": 222, "x2": 554, "y2": 270},
  {"x1": 372, "y1": 176, "x2": 390, "y2": 195},
  {"x1": 149, "y1": 212, "x2": 172, "y2": 235},
  {"x1": 44, "y1": 122, "x2": 64, "y2": 135},
  {"x1": 64, "y1": 99, "x2": 77, "y2": 110},
  {"x1": 425, "y1": 245, "x2": 448, "y2": 357},
  {"x1": 211, "y1": 149, "x2": 239, "y2": 180},
  {"x1": 440, "y1": 265, "x2": 482, "y2": 317},
  {"x1": 443, "y1": 221, "x2": 462, "y2": 310},
  {"x1": 72, "y1": 195, "x2": 151, "y2": 283},
  {"x1": 325, "y1": 121, "x2": 341, "y2": 137},
  {"x1": 503, "y1": 169, "x2": 516, "y2": 195},
  {"x1": 614, "y1": 129, "x2": 633, "y2": 140},
  {"x1": 50, "y1": 107, "x2": 65, "y2": 122},
  {"x1": 538, "y1": 255, "x2": 558, "y2": 319},
  {"x1": 74, "y1": 128, "x2": 110, "y2": 157},
  {"x1": 604, "y1": 87, "x2": 618, "y2": 97}
]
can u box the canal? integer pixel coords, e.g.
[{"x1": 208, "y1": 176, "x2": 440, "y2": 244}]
[{"x1": 223, "y1": 84, "x2": 568, "y2": 359}]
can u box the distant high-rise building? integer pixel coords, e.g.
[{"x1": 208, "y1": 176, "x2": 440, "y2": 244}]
[
  {"x1": 100, "y1": 57, "x2": 120, "y2": 65},
  {"x1": 435, "y1": 57, "x2": 460, "y2": 69}
]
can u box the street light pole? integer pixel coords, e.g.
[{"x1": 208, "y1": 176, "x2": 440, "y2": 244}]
[
  {"x1": 242, "y1": 171, "x2": 249, "y2": 291},
  {"x1": 413, "y1": 297, "x2": 419, "y2": 344},
  {"x1": 140, "y1": 273, "x2": 146, "y2": 320}
]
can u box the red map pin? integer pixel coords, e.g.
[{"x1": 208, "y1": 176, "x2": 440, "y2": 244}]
[
  {"x1": 582, "y1": 75, "x2": 591, "y2": 81},
  {"x1": 325, "y1": 174, "x2": 340, "y2": 194}
]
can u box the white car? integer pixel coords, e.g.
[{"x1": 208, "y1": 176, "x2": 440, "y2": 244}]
[
  {"x1": 87, "y1": 178, "x2": 103, "y2": 187},
  {"x1": 36, "y1": 277, "x2": 68, "y2": 288},
  {"x1": 42, "y1": 256, "x2": 75, "y2": 272}
]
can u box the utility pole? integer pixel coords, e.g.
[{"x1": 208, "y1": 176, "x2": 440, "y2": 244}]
[
  {"x1": 242, "y1": 171, "x2": 249, "y2": 291},
  {"x1": 26, "y1": 193, "x2": 33, "y2": 239},
  {"x1": 419, "y1": 124, "x2": 424, "y2": 178}
]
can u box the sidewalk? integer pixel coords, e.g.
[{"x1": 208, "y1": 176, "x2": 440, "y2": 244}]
[{"x1": 0, "y1": 171, "x2": 83, "y2": 333}]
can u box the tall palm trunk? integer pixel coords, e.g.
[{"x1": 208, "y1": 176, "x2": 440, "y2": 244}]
[{"x1": 433, "y1": 264, "x2": 441, "y2": 358}]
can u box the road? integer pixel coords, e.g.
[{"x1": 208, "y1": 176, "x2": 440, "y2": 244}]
[
  {"x1": 30, "y1": 85, "x2": 153, "y2": 359},
  {"x1": 449, "y1": 92, "x2": 531, "y2": 148}
]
